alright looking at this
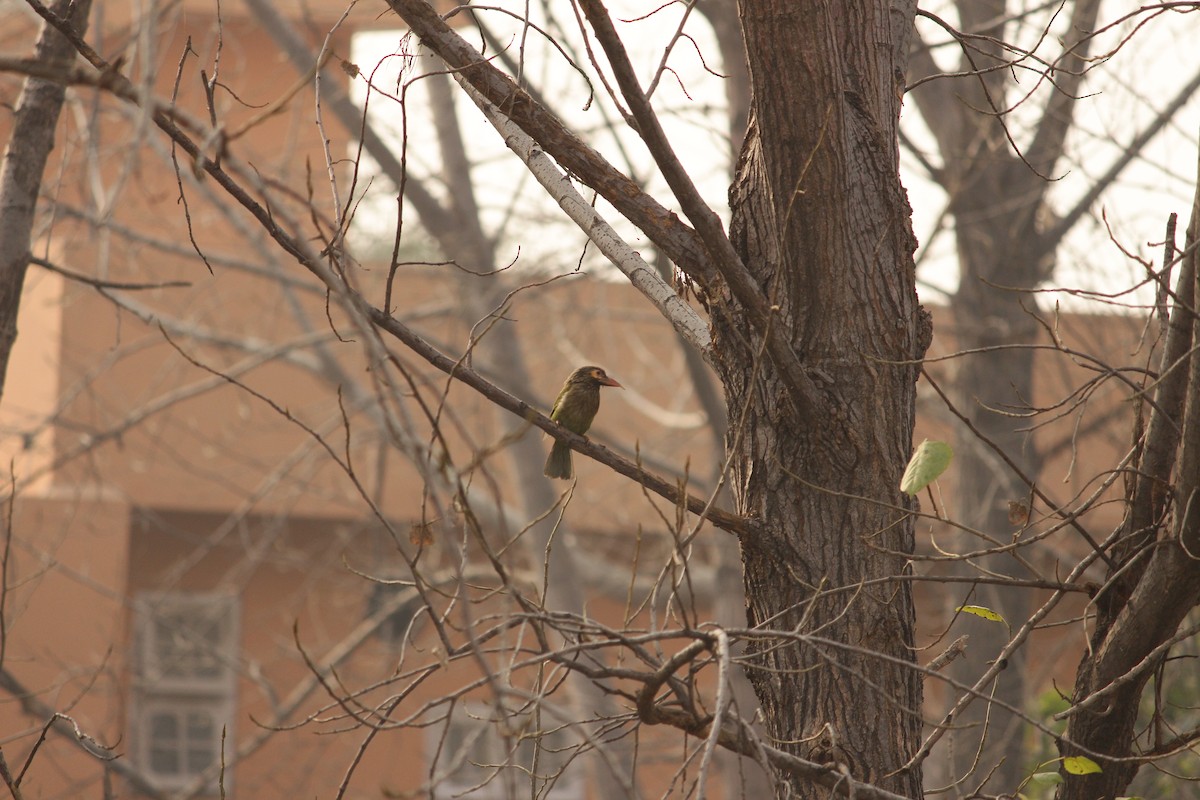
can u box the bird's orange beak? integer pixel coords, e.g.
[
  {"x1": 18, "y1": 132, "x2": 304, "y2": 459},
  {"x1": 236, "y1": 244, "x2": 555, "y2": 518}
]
[{"x1": 600, "y1": 375, "x2": 623, "y2": 388}]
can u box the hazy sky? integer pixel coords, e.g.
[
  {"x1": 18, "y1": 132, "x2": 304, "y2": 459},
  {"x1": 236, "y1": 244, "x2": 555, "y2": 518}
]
[{"x1": 348, "y1": 2, "x2": 1200, "y2": 313}]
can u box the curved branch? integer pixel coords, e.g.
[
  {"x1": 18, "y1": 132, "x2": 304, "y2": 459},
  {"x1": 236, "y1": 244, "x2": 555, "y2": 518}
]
[
  {"x1": 383, "y1": 0, "x2": 820, "y2": 417},
  {"x1": 367, "y1": 306, "x2": 752, "y2": 536},
  {"x1": 572, "y1": 0, "x2": 819, "y2": 417},
  {"x1": 381, "y1": 0, "x2": 714, "y2": 284}
]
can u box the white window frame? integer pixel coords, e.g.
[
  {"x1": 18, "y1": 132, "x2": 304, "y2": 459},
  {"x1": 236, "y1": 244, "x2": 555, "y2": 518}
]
[
  {"x1": 131, "y1": 592, "x2": 239, "y2": 794},
  {"x1": 428, "y1": 704, "x2": 584, "y2": 800}
]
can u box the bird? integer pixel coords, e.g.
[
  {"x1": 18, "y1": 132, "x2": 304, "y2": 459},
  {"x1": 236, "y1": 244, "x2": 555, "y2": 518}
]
[{"x1": 543, "y1": 365, "x2": 622, "y2": 480}]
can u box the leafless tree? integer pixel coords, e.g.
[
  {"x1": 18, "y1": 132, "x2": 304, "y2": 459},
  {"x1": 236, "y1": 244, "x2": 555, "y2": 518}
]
[{"x1": 2, "y1": 2, "x2": 1200, "y2": 800}]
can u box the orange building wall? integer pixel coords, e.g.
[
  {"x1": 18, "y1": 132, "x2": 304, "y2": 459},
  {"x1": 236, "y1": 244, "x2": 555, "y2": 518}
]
[{"x1": 0, "y1": 3, "x2": 1149, "y2": 798}]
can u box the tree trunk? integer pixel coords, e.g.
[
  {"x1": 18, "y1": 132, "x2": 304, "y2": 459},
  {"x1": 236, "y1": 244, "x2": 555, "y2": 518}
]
[
  {"x1": 1056, "y1": 141, "x2": 1200, "y2": 800},
  {"x1": 944, "y1": 157, "x2": 1042, "y2": 793},
  {"x1": 719, "y1": 3, "x2": 927, "y2": 796},
  {"x1": 0, "y1": 0, "x2": 92, "y2": 401},
  {"x1": 906, "y1": 2, "x2": 1103, "y2": 788}
]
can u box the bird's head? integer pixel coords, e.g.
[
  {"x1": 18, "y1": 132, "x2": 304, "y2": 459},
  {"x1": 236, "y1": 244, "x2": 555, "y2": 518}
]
[{"x1": 573, "y1": 365, "x2": 623, "y2": 389}]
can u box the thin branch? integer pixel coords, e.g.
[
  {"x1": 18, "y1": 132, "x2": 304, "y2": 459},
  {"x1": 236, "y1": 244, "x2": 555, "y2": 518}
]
[
  {"x1": 448, "y1": 70, "x2": 713, "y2": 358},
  {"x1": 382, "y1": 0, "x2": 714, "y2": 284},
  {"x1": 28, "y1": 255, "x2": 192, "y2": 290},
  {"x1": 1041, "y1": 64, "x2": 1200, "y2": 257},
  {"x1": 572, "y1": 0, "x2": 820, "y2": 417},
  {"x1": 0, "y1": 668, "x2": 166, "y2": 798},
  {"x1": 367, "y1": 306, "x2": 754, "y2": 537},
  {"x1": 923, "y1": 368, "x2": 1118, "y2": 570}
]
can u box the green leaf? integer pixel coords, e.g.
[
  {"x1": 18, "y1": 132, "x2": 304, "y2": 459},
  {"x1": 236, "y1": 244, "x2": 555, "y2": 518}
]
[
  {"x1": 900, "y1": 439, "x2": 953, "y2": 495},
  {"x1": 1063, "y1": 756, "x2": 1102, "y2": 775},
  {"x1": 1026, "y1": 772, "x2": 1063, "y2": 788},
  {"x1": 957, "y1": 604, "x2": 1006, "y2": 624}
]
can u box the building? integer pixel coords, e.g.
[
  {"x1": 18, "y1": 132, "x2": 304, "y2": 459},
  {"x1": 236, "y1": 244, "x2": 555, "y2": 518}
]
[
  {"x1": 0, "y1": 3, "x2": 1147, "y2": 798},
  {"x1": 1, "y1": 5, "x2": 735, "y2": 797}
]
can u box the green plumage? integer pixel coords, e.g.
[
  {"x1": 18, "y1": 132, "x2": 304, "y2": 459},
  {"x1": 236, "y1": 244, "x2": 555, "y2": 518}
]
[{"x1": 544, "y1": 366, "x2": 622, "y2": 479}]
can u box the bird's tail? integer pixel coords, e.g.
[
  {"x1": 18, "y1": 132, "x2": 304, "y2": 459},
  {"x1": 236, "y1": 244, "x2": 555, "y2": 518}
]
[{"x1": 544, "y1": 440, "x2": 573, "y2": 479}]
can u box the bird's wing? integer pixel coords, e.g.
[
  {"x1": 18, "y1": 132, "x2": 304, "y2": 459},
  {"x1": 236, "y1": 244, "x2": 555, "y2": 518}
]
[{"x1": 548, "y1": 382, "x2": 571, "y2": 421}]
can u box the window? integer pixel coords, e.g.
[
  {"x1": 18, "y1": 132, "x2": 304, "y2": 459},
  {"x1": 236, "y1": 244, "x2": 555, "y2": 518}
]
[
  {"x1": 131, "y1": 593, "x2": 238, "y2": 794},
  {"x1": 430, "y1": 705, "x2": 583, "y2": 800},
  {"x1": 365, "y1": 580, "x2": 422, "y2": 646}
]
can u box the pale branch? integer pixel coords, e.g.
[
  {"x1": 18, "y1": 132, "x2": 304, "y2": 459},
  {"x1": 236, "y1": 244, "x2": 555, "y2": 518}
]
[
  {"x1": 926, "y1": 635, "x2": 969, "y2": 673},
  {"x1": 0, "y1": 56, "x2": 127, "y2": 87},
  {"x1": 450, "y1": 72, "x2": 713, "y2": 358},
  {"x1": 381, "y1": 0, "x2": 715, "y2": 285},
  {"x1": 573, "y1": 0, "x2": 820, "y2": 418},
  {"x1": 0, "y1": 668, "x2": 166, "y2": 798}
]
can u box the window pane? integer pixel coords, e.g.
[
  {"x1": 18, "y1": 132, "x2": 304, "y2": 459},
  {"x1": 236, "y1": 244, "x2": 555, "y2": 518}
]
[
  {"x1": 144, "y1": 706, "x2": 225, "y2": 782},
  {"x1": 187, "y1": 745, "x2": 216, "y2": 774},
  {"x1": 150, "y1": 745, "x2": 181, "y2": 775},
  {"x1": 186, "y1": 711, "x2": 215, "y2": 739},
  {"x1": 150, "y1": 711, "x2": 179, "y2": 739},
  {"x1": 148, "y1": 711, "x2": 182, "y2": 775},
  {"x1": 185, "y1": 711, "x2": 217, "y2": 773}
]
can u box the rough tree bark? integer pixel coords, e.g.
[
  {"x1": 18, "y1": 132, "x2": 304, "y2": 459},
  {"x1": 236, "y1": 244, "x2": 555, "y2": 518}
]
[{"x1": 717, "y1": 3, "x2": 929, "y2": 796}]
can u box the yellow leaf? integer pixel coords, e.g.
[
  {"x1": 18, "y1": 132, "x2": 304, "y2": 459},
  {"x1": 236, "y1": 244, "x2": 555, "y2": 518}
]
[
  {"x1": 956, "y1": 605, "x2": 1006, "y2": 624},
  {"x1": 1063, "y1": 756, "x2": 1102, "y2": 775}
]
